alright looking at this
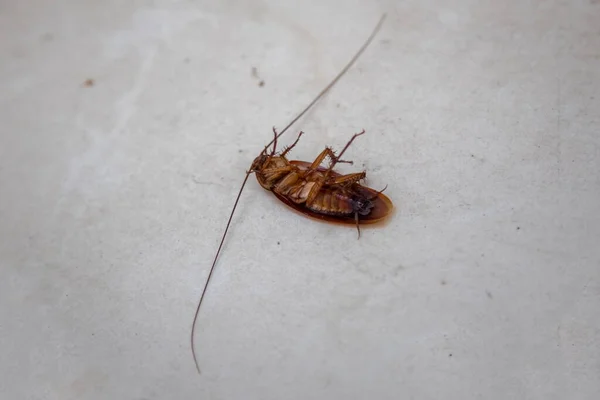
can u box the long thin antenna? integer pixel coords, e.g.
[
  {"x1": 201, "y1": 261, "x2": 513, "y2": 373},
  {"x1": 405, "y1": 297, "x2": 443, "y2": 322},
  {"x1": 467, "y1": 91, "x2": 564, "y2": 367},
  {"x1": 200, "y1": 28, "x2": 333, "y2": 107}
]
[
  {"x1": 261, "y1": 13, "x2": 387, "y2": 153},
  {"x1": 191, "y1": 13, "x2": 387, "y2": 374}
]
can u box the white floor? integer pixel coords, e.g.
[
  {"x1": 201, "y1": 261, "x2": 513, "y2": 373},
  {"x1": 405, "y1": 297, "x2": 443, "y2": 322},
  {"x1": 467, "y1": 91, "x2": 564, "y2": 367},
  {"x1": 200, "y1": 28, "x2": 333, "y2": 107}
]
[{"x1": 2, "y1": 1, "x2": 599, "y2": 399}]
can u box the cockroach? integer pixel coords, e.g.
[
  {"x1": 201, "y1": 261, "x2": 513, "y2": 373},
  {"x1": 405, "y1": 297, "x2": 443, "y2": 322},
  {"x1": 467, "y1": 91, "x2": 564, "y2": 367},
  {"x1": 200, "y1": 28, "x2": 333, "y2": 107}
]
[
  {"x1": 252, "y1": 127, "x2": 393, "y2": 233},
  {"x1": 191, "y1": 14, "x2": 392, "y2": 373}
]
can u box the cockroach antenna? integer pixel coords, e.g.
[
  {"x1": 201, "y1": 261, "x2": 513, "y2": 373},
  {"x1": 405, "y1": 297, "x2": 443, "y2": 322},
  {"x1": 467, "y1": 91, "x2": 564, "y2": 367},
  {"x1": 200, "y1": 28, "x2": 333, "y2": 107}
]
[{"x1": 191, "y1": 13, "x2": 387, "y2": 374}]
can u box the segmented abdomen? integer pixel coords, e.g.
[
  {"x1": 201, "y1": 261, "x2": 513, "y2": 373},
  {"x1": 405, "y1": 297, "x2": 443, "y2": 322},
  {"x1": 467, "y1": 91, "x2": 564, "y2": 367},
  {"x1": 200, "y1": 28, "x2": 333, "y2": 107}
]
[
  {"x1": 271, "y1": 172, "x2": 359, "y2": 217},
  {"x1": 304, "y1": 187, "x2": 355, "y2": 216}
]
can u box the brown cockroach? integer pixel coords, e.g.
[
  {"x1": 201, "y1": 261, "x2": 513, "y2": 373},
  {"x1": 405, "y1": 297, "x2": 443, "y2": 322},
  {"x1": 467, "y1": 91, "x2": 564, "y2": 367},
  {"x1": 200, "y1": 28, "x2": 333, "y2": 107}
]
[
  {"x1": 191, "y1": 14, "x2": 392, "y2": 373},
  {"x1": 252, "y1": 127, "x2": 393, "y2": 232}
]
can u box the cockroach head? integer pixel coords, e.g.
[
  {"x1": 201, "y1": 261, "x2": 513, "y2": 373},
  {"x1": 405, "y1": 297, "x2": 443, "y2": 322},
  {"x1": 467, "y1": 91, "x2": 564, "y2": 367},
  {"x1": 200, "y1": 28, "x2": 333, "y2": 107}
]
[{"x1": 250, "y1": 153, "x2": 269, "y2": 173}]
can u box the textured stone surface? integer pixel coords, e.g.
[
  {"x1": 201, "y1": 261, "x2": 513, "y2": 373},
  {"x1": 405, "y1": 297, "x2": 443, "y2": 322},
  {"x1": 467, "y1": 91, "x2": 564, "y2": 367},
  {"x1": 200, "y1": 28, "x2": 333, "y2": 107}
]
[{"x1": 1, "y1": 1, "x2": 599, "y2": 399}]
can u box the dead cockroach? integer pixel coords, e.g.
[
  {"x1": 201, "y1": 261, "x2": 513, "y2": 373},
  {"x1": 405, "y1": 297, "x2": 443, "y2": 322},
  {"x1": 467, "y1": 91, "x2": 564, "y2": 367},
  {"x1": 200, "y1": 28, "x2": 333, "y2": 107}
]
[
  {"x1": 252, "y1": 127, "x2": 393, "y2": 233},
  {"x1": 191, "y1": 13, "x2": 392, "y2": 373}
]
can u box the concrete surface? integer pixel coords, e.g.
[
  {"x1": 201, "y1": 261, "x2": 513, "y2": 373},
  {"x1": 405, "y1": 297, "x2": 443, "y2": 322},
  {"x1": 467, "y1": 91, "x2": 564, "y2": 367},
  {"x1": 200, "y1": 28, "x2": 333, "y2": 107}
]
[{"x1": 1, "y1": 0, "x2": 599, "y2": 399}]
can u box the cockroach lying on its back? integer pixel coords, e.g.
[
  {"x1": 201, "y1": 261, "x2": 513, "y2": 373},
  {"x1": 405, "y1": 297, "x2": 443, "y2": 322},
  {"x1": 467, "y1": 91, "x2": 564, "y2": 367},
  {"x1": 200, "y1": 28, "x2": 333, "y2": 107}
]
[
  {"x1": 252, "y1": 128, "x2": 393, "y2": 233},
  {"x1": 191, "y1": 14, "x2": 392, "y2": 373}
]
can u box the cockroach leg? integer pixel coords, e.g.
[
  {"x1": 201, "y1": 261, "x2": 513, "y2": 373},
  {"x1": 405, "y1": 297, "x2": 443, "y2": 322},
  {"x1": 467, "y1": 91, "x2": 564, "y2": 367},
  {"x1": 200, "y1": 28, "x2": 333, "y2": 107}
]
[
  {"x1": 333, "y1": 157, "x2": 353, "y2": 166},
  {"x1": 305, "y1": 130, "x2": 366, "y2": 206},
  {"x1": 262, "y1": 166, "x2": 296, "y2": 187},
  {"x1": 319, "y1": 148, "x2": 354, "y2": 169},
  {"x1": 308, "y1": 148, "x2": 332, "y2": 170},
  {"x1": 322, "y1": 130, "x2": 366, "y2": 172},
  {"x1": 324, "y1": 148, "x2": 353, "y2": 167},
  {"x1": 270, "y1": 126, "x2": 279, "y2": 155},
  {"x1": 329, "y1": 130, "x2": 365, "y2": 169},
  {"x1": 328, "y1": 149, "x2": 354, "y2": 167},
  {"x1": 301, "y1": 148, "x2": 352, "y2": 179},
  {"x1": 355, "y1": 212, "x2": 361, "y2": 239},
  {"x1": 326, "y1": 171, "x2": 366, "y2": 186},
  {"x1": 368, "y1": 184, "x2": 388, "y2": 200},
  {"x1": 280, "y1": 131, "x2": 304, "y2": 157}
]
